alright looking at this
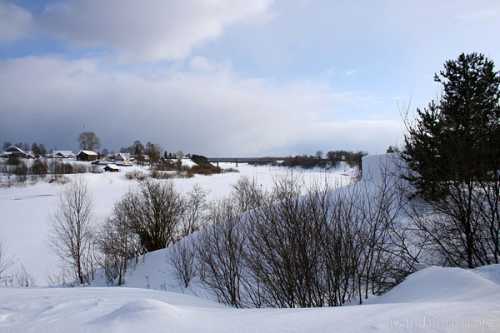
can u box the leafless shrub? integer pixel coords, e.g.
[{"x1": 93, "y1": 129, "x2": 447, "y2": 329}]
[
  {"x1": 0, "y1": 242, "x2": 13, "y2": 282},
  {"x1": 14, "y1": 161, "x2": 28, "y2": 183},
  {"x1": 180, "y1": 185, "x2": 208, "y2": 237},
  {"x1": 197, "y1": 199, "x2": 246, "y2": 307},
  {"x1": 50, "y1": 178, "x2": 96, "y2": 284},
  {"x1": 121, "y1": 180, "x2": 184, "y2": 251},
  {"x1": 47, "y1": 267, "x2": 74, "y2": 287},
  {"x1": 49, "y1": 160, "x2": 89, "y2": 174},
  {"x1": 244, "y1": 178, "x2": 330, "y2": 307},
  {"x1": 98, "y1": 201, "x2": 143, "y2": 285},
  {"x1": 195, "y1": 163, "x2": 414, "y2": 308},
  {"x1": 31, "y1": 159, "x2": 48, "y2": 176},
  {"x1": 14, "y1": 264, "x2": 35, "y2": 287},
  {"x1": 408, "y1": 176, "x2": 500, "y2": 268},
  {"x1": 231, "y1": 177, "x2": 266, "y2": 213},
  {"x1": 125, "y1": 170, "x2": 147, "y2": 181},
  {"x1": 150, "y1": 169, "x2": 173, "y2": 179},
  {"x1": 170, "y1": 240, "x2": 197, "y2": 288}
]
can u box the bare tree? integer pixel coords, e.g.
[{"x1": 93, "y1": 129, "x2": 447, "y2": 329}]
[
  {"x1": 78, "y1": 131, "x2": 100, "y2": 151},
  {"x1": 50, "y1": 178, "x2": 95, "y2": 284},
  {"x1": 170, "y1": 240, "x2": 197, "y2": 288},
  {"x1": 190, "y1": 162, "x2": 419, "y2": 309},
  {"x1": 180, "y1": 185, "x2": 208, "y2": 237},
  {"x1": 145, "y1": 142, "x2": 161, "y2": 164},
  {"x1": 231, "y1": 177, "x2": 266, "y2": 213},
  {"x1": 14, "y1": 264, "x2": 35, "y2": 288},
  {"x1": 244, "y1": 178, "x2": 329, "y2": 307},
  {"x1": 98, "y1": 200, "x2": 143, "y2": 285},
  {"x1": 122, "y1": 180, "x2": 184, "y2": 252},
  {"x1": 197, "y1": 199, "x2": 246, "y2": 307},
  {"x1": 0, "y1": 242, "x2": 13, "y2": 281}
]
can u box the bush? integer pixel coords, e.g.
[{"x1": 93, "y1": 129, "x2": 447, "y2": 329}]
[
  {"x1": 125, "y1": 170, "x2": 147, "y2": 181},
  {"x1": 197, "y1": 199, "x2": 246, "y2": 307},
  {"x1": 31, "y1": 159, "x2": 48, "y2": 176},
  {"x1": 120, "y1": 181, "x2": 184, "y2": 251},
  {"x1": 170, "y1": 241, "x2": 197, "y2": 288},
  {"x1": 98, "y1": 201, "x2": 143, "y2": 285},
  {"x1": 14, "y1": 161, "x2": 28, "y2": 183},
  {"x1": 154, "y1": 159, "x2": 177, "y2": 171},
  {"x1": 187, "y1": 164, "x2": 222, "y2": 176},
  {"x1": 150, "y1": 169, "x2": 172, "y2": 179},
  {"x1": 49, "y1": 161, "x2": 88, "y2": 174},
  {"x1": 6, "y1": 155, "x2": 20, "y2": 166},
  {"x1": 195, "y1": 169, "x2": 412, "y2": 308}
]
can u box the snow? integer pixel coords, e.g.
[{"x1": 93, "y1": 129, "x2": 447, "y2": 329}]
[
  {"x1": 0, "y1": 162, "x2": 351, "y2": 285},
  {"x1": 1, "y1": 154, "x2": 500, "y2": 332},
  {"x1": 361, "y1": 153, "x2": 406, "y2": 183},
  {"x1": 181, "y1": 158, "x2": 197, "y2": 168},
  {"x1": 78, "y1": 150, "x2": 98, "y2": 156},
  {"x1": 475, "y1": 264, "x2": 500, "y2": 285},
  {"x1": 1, "y1": 265, "x2": 500, "y2": 332},
  {"x1": 371, "y1": 266, "x2": 500, "y2": 304}
]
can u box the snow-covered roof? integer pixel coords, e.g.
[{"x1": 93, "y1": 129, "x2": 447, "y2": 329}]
[
  {"x1": 2, "y1": 146, "x2": 34, "y2": 158},
  {"x1": 54, "y1": 150, "x2": 75, "y2": 157},
  {"x1": 105, "y1": 163, "x2": 120, "y2": 170},
  {"x1": 5, "y1": 145, "x2": 27, "y2": 154},
  {"x1": 115, "y1": 153, "x2": 130, "y2": 160},
  {"x1": 78, "y1": 150, "x2": 98, "y2": 156}
]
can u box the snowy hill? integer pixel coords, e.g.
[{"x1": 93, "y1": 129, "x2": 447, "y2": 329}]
[
  {"x1": 1, "y1": 265, "x2": 500, "y2": 332},
  {"x1": 0, "y1": 162, "x2": 350, "y2": 285},
  {"x1": 88, "y1": 153, "x2": 408, "y2": 295},
  {"x1": 2, "y1": 154, "x2": 499, "y2": 332}
]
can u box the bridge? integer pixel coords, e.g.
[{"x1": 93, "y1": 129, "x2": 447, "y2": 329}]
[{"x1": 207, "y1": 157, "x2": 282, "y2": 164}]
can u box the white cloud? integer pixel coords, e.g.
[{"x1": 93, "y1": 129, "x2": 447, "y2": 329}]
[
  {"x1": 0, "y1": 56, "x2": 402, "y2": 155},
  {"x1": 38, "y1": 0, "x2": 273, "y2": 61},
  {"x1": 0, "y1": 2, "x2": 32, "y2": 41},
  {"x1": 455, "y1": 8, "x2": 499, "y2": 23}
]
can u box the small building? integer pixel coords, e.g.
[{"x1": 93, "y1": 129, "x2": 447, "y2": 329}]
[
  {"x1": 52, "y1": 150, "x2": 75, "y2": 159},
  {"x1": 104, "y1": 164, "x2": 120, "y2": 172},
  {"x1": 1, "y1": 145, "x2": 34, "y2": 159},
  {"x1": 76, "y1": 150, "x2": 98, "y2": 161},
  {"x1": 113, "y1": 153, "x2": 130, "y2": 162}
]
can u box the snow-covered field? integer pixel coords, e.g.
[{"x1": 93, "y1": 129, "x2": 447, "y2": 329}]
[
  {"x1": 1, "y1": 156, "x2": 499, "y2": 332},
  {"x1": 0, "y1": 162, "x2": 351, "y2": 285},
  {"x1": 1, "y1": 265, "x2": 499, "y2": 332}
]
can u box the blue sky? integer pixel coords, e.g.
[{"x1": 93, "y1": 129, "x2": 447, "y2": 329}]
[{"x1": 0, "y1": 0, "x2": 499, "y2": 156}]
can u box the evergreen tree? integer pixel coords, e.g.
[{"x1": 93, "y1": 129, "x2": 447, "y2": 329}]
[
  {"x1": 2, "y1": 142, "x2": 12, "y2": 150},
  {"x1": 31, "y1": 143, "x2": 40, "y2": 157},
  {"x1": 403, "y1": 53, "x2": 500, "y2": 200},
  {"x1": 38, "y1": 144, "x2": 47, "y2": 157}
]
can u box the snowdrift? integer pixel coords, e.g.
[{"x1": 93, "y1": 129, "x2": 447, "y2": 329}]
[
  {"x1": 373, "y1": 266, "x2": 500, "y2": 304},
  {"x1": 1, "y1": 265, "x2": 500, "y2": 332}
]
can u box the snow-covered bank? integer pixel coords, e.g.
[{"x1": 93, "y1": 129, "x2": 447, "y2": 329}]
[
  {"x1": 0, "y1": 163, "x2": 351, "y2": 285},
  {"x1": 1, "y1": 265, "x2": 499, "y2": 333}
]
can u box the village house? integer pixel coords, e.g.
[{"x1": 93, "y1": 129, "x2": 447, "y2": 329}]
[
  {"x1": 76, "y1": 150, "x2": 98, "y2": 161},
  {"x1": 112, "y1": 153, "x2": 130, "y2": 162},
  {"x1": 51, "y1": 150, "x2": 75, "y2": 159},
  {"x1": 0, "y1": 145, "x2": 34, "y2": 159},
  {"x1": 104, "y1": 164, "x2": 120, "y2": 172}
]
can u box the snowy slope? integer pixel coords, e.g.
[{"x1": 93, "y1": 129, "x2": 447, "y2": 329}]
[
  {"x1": 92, "y1": 154, "x2": 404, "y2": 292},
  {"x1": 1, "y1": 265, "x2": 500, "y2": 332},
  {"x1": 0, "y1": 163, "x2": 351, "y2": 285}
]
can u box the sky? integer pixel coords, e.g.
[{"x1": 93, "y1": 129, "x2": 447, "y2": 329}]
[{"x1": 0, "y1": 0, "x2": 499, "y2": 156}]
